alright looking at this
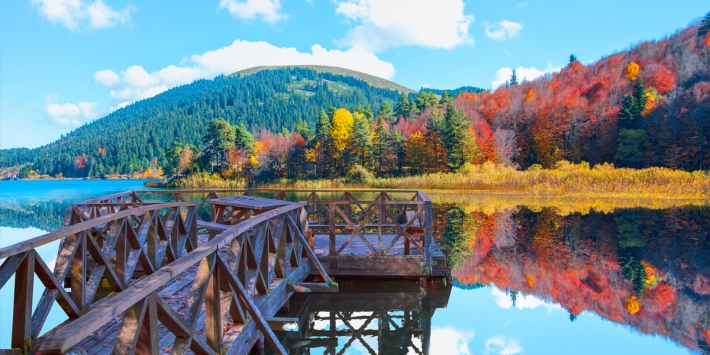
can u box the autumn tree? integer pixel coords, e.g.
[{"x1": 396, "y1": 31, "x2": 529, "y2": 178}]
[
  {"x1": 406, "y1": 131, "x2": 427, "y2": 174},
  {"x1": 328, "y1": 108, "x2": 354, "y2": 174}
]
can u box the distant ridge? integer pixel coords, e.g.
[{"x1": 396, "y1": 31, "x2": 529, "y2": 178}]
[{"x1": 230, "y1": 65, "x2": 415, "y2": 94}]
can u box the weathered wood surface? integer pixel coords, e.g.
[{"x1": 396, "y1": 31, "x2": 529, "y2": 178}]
[
  {"x1": 208, "y1": 196, "x2": 293, "y2": 211},
  {"x1": 0, "y1": 189, "x2": 446, "y2": 354},
  {"x1": 37, "y1": 202, "x2": 315, "y2": 355},
  {"x1": 0, "y1": 202, "x2": 198, "y2": 353}
]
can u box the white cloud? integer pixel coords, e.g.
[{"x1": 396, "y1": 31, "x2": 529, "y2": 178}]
[
  {"x1": 94, "y1": 69, "x2": 120, "y2": 87},
  {"x1": 484, "y1": 337, "x2": 523, "y2": 355},
  {"x1": 517, "y1": 2, "x2": 528, "y2": 8},
  {"x1": 43, "y1": 94, "x2": 101, "y2": 126},
  {"x1": 334, "y1": 0, "x2": 473, "y2": 52},
  {"x1": 31, "y1": 0, "x2": 135, "y2": 31},
  {"x1": 431, "y1": 327, "x2": 474, "y2": 355},
  {"x1": 219, "y1": 0, "x2": 287, "y2": 23},
  {"x1": 483, "y1": 20, "x2": 523, "y2": 40},
  {"x1": 490, "y1": 63, "x2": 562, "y2": 89},
  {"x1": 94, "y1": 40, "x2": 395, "y2": 110},
  {"x1": 491, "y1": 287, "x2": 562, "y2": 312}
]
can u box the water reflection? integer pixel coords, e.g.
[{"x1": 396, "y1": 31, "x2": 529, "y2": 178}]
[
  {"x1": 0, "y1": 185, "x2": 708, "y2": 353},
  {"x1": 436, "y1": 205, "x2": 710, "y2": 354},
  {"x1": 276, "y1": 280, "x2": 451, "y2": 355}
]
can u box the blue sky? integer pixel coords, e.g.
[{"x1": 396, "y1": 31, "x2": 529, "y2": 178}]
[{"x1": 1, "y1": 0, "x2": 707, "y2": 149}]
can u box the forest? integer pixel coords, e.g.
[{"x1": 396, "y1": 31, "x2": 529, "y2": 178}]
[
  {"x1": 2, "y1": 14, "x2": 710, "y2": 182},
  {"x1": 441, "y1": 204, "x2": 710, "y2": 353}
]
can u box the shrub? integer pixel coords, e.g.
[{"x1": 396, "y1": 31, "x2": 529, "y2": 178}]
[{"x1": 345, "y1": 164, "x2": 374, "y2": 183}]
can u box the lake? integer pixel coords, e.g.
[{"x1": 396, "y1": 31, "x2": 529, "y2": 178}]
[{"x1": 0, "y1": 180, "x2": 708, "y2": 354}]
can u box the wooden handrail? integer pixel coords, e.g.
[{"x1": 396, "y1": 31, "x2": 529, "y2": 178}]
[
  {"x1": 40, "y1": 202, "x2": 310, "y2": 355},
  {"x1": 0, "y1": 202, "x2": 194, "y2": 259}
]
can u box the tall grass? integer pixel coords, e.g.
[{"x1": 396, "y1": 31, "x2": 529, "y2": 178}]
[
  {"x1": 173, "y1": 162, "x2": 710, "y2": 199},
  {"x1": 168, "y1": 172, "x2": 247, "y2": 189}
]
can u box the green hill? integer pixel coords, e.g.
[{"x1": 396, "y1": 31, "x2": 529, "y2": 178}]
[
  {"x1": 0, "y1": 67, "x2": 405, "y2": 177},
  {"x1": 231, "y1": 65, "x2": 415, "y2": 94}
]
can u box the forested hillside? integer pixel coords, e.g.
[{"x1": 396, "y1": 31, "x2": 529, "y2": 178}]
[
  {"x1": 0, "y1": 67, "x2": 406, "y2": 177},
  {"x1": 3, "y1": 14, "x2": 710, "y2": 181}
]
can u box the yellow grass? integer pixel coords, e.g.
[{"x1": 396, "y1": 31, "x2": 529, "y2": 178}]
[{"x1": 174, "y1": 162, "x2": 710, "y2": 200}]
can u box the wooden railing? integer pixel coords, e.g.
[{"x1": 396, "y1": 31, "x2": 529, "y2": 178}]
[
  {"x1": 0, "y1": 202, "x2": 197, "y2": 353},
  {"x1": 78, "y1": 189, "x2": 435, "y2": 274},
  {"x1": 39, "y1": 202, "x2": 331, "y2": 355}
]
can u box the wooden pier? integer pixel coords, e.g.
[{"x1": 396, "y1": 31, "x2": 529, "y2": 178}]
[{"x1": 0, "y1": 190, "x2": 448, "y2": 354}]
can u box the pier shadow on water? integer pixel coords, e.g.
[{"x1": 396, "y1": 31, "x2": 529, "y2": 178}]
[{"x1": 0, "y1": 183, "x2": 708, "y2": 354}]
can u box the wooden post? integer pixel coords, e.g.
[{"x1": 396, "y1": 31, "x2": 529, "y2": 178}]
[
  {"x1": 422, "y1": 198, "x2": 433, "y2": 277},
  {"x1": 71, "y1": 233, "x2": 86, "y2": 312},
  {"x1": 12, "y1": 250, "x2": 35, "y2": 350},
  {"x1": 328, "y1": 202, "x2": 336, "y2": 256}
]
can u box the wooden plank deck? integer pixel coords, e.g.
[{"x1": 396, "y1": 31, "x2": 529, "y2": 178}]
[
  {"x1": 311, "y1": 234, "x2": 448, "y2": 278},
  {"x1": 68, "y1": 239, "x2": 312, "y2": 355}
]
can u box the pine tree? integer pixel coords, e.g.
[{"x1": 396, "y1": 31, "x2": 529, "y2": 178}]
[
  {"x1": 510, "y1": 70, "x2": 520, "y2": 86},
  {"x1": 378, "y1": 101, "x2": 394, "y2": 122},
  {"x1": 424, "y1": 109, "x2": 446, "y2": 171},
  {"x1": 372, "y1": 116, "x2": 389, "y2": 176},
  {"x1": 443, "y1": 104, "x2": 475, "y2": 170},
  {"x1": 389, "y1": 127, "x2": 406, "y2": 175},
  {"x1": 315, "y1": 109, "x2": 331, "y2": 176},
  {"x1": 569, "y1": 54, "x2": 578, "y2": 65},
  {"x1": 203, "y1": 118, "x2": 236, "y2": 172},
  {"x1": 699, "y1": 12, "x2": 710, "y2": 41},
  {"x1": 395, "y1": 93, "x2": 412, "y2": 120},
  {"x1": 350, "y1": 112, "x2": 372, "y2": 167}
]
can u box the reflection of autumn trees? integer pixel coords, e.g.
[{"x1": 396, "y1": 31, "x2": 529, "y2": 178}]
[{"x1": 436, "y1": 205, "x2": 710, "y2": 353}]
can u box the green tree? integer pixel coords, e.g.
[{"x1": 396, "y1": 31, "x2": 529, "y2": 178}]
[
  {"x1": 395, "y1": 92, "x2": 412, "y2": 119},
  {"x1": 294, "y1": 119, "x2": 312, "y2": 141},
  {"x1": 699, "y1": 11, "x2": 710, "y2": 40},
  {"x1": 202, "y1": 119, "x2": 236, "y2": 172},
  {"x1": 315, "y1": 109, "x2": 331, "y2": 176},
  {"x1": 378, "y1": 101, "x2": 394, "y2": 122},
  {"x1": 166, "y1": 142, "x2": 184, "y2": 177},
  {"x1": 372, "y1": 116, "x2": 389, "y2": 176},
  {"x1": 443, "y1": 104, "x2": 476, "y2": 170},
  {"x1": 510, "y1": 70, "x2": 519, "y2": 86},
  {"x1": 569, "y1": 54, "x2": 578, "y2": 65},
  {"x1": 350, "y1": 112, "x2": 372, "y2": 167}
]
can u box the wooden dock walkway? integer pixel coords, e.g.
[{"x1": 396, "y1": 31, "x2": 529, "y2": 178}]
[{"x1": 0, "y1": 190, "x2": 448, "y2": 354}]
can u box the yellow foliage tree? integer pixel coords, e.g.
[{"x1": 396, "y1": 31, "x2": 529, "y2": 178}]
[
  {"x1": 328, "y1": 108, "x2": 354, "y2": 156},
  {"x1": 525, "y1": 89, "x2": 535, "y2": 102},
  {"x1": 624, "y1": 296, "x2": 640, "y2": 314},
  {"x1": 624, "y1": 62, "x2": 640, "y2": 81}
]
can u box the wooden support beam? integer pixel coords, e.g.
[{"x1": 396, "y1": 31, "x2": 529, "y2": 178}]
[
  {"x1": 287, "y1": 282, "x2": 337, "y2": 293},
  {"x1": 265, "y1": 317, "x2": 299, "y2": 332}
]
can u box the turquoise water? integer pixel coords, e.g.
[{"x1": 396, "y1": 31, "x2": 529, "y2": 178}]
[{"x1": 0, "y1": 180, "x2": 706, "y2": 354}]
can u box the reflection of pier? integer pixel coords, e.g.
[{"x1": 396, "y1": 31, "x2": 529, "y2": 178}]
[
  {"x1": 277, "y1": 281, "x2": 451, "y2": 355},
  {"x1": 0, "y1": 190, "x2": 448, "y2": 354}
]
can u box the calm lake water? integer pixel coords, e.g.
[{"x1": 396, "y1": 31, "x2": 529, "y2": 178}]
[{"x1": 0, "y1": 180, "x2": 708, "y2": 354}]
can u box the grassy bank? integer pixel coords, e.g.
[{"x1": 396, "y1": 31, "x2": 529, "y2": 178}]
[{"x1": 169, "y1": 162, "x2": 710, "y2": 199}]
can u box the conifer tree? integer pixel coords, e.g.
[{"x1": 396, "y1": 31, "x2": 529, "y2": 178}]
[
  {"x1": 372, "y1": 116, "x2": 389, "y2": 176},
  {"x1": 443, "y1": 104, "x2": 475, "y2": 170},
  {"x1": 378, "y1": 101, "x2": 394, "y2": 122},
  {"x1": 315, "y1": 109, "x2": 331, "y2": 176},
  {"x1": 350, "y1": 112, "x2": 372, "y2": 167},
  {"x1": 510, "y1": 70, "x2": 520, "y2": 86},
  {"x1": 395, "y1": 92, "x2": 412, "y2": 119}
]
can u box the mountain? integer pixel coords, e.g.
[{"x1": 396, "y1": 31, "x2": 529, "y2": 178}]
[
  {"x1": 0, "y1": 67, "x2": 405, "y2": 176},
  {"x1": 231, "y1": 65, "x2": 415, "y2": 94}
]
